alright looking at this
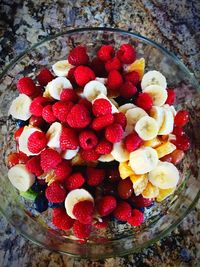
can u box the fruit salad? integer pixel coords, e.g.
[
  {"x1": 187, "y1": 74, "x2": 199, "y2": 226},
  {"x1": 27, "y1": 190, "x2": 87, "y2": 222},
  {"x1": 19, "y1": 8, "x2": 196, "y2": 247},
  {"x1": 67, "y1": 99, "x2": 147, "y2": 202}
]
[{"x1": 7, "y1": 43, "x2": 190, "y2": 240}]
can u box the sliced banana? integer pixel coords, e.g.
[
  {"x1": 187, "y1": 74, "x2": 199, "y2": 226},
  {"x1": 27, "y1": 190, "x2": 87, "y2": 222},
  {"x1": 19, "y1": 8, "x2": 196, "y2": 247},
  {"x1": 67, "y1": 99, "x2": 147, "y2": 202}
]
[
  {"x1": 135, "y1": 116, "x2": 159, "y2": 141},
  {"x1": 110, "y1": 98, "x2": 119, "y2": 109},
  {"x1": 118, "y1": 103, "x2": 136, "y2": 114},
  {"x1": 92, "y1": 93, "x2": 118, "y2": 113},
  {"x1": 142, "y1": 182, "x2": 159, "y2": 198},
  {"x1": 155, "y1": 141, "x2": 176, "y2": 159},
  {"x1": 45, "y1": 77, "x2": 73, "y2": 100},
  {"x1": 62, "y1": 147, "x2": 79, "y2": 160},
  {"x1": 46, "y1": 122, "x2": 62, "y2": 149},
  {"x1": 150, "y1": 106, "x2": 165, "y2": 129},
  {"x1": 141, "y1": 70, "x2": 167, "y2": 90},
  {"x1": 130, "y1": 173, "x2": 148, "y2": 196},
  {"x1": 143, "y1": 137, "x2": 162, "y2": 148},
  {"x1": 19, "y1": 126, "x2": 41, "y2": 156},
  {"x1": 125, "y1": 108, "x2": 148, "y2": 134},
  {"x1": 65, "y1": 189, "x2": 94, "y2": 219},
  {"x1": 83, "y1": 81, "x2": 107, "y2": 101},
  {"x1": 119, "y1": 161, "x2": 134, "y2": 179},
  {"x1": 163, "y1": 104, "x2": 177, "y2": 116},
  {"x1": 52, "y1": 60, "x2": 73, "y2": 77},
  {"x1": 98, "y1": 153, "x2": 115, "y2": 162},
  {"x1": 158, "y1": 108, "x2": 174, "y2": 135},
  {"x1": 148, "y1": 161, "x2": 180, "y2": 189},
  {"x1": 143, "y1": 85, "x2": 167, "y2": 106},
  {"x1": 9, "y1": 94, "x2": 32, "y2": 121},
  {"x1": 156, "y1": 187, "x2": 176, "y2": 202},
  {"x1": 111, "y1": 141, "x2": 130, "y2": 162},
  {"x1": 8, "y1": 164, "x2": 35, "y2": 192},
  {"x1": 95, "y1": 77, "x2": 107, "y2": 84},
  {"x1": 129, "y1": 146, "x2": 158, "y2": 174}
]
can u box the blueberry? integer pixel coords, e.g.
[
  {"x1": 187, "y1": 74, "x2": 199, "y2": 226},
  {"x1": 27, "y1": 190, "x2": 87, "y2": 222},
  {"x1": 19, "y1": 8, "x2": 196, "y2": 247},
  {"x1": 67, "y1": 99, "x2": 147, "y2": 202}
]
[
  {"x1": 34, "y1": 193, "x2": 48, "y2": 213},
  {"x1": 31, "y1": 180, "x2": 46, "y2": 193},
  {"x1": 138, "y1": 207, "x2": 145, "y2": 213},
  {"x1": 48, "y1": 202, "x2": 64, "y2": 208},
  {"x1": 180, "y1": 248, "x2": 190, "y2": 262},
  {"x1": 16, "y1": 120, "x2": 27, "y2": 127}
]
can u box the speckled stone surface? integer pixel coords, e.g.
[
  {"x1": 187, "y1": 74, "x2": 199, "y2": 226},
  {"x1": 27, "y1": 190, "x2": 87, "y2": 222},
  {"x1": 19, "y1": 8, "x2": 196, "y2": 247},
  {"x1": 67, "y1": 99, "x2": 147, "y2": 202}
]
[{"x1": 0, "y1": 1, "x2": 199, "y2": 266}]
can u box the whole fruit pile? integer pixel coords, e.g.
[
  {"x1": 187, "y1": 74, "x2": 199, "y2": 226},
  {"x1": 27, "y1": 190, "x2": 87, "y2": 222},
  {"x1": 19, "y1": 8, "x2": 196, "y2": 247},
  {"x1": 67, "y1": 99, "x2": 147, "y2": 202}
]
[{"x1": 7, "y1": 43, "x2": 190, "y2": 240}]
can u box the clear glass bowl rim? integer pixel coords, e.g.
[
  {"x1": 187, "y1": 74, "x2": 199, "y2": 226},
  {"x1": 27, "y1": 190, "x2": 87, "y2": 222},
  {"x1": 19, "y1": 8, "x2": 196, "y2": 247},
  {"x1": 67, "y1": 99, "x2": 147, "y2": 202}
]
[{"x1": 0, "y1": 27, "x2": 199, "y2": 258}]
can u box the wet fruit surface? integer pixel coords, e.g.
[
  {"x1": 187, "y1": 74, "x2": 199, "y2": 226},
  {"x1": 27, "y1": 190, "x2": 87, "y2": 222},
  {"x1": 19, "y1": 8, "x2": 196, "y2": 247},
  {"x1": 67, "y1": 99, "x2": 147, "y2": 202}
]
[{"x1": 117, "y1": 178, "x2": 133, "y2": 199}]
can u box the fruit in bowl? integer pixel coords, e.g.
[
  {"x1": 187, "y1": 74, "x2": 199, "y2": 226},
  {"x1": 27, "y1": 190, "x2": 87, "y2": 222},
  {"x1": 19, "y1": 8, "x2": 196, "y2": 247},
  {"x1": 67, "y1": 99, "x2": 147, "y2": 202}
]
[{"x1": 7, "y1": 42, "x2": 190, "y2": 240}]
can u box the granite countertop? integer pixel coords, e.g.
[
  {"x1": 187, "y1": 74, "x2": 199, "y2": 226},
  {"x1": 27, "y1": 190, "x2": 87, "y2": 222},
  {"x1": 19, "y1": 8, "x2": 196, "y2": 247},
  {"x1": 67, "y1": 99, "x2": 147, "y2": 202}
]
[{"x1": 0, "y1": 1, "x2": 199, "y2": 266}]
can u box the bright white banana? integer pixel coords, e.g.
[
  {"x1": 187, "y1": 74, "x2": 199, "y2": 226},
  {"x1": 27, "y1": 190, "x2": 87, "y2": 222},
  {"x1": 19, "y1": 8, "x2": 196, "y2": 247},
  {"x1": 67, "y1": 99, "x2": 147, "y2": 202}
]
[
  {"x1": 150, "y1": 106, "x2": 165, "y2": 130},
  {"x1": 46, "y1": 122, "x2": 62, "y2": 149},
  {"x1": 148, "y1": 161, "x2": 180, "y2": 189},
  {"x1": 129, "y1": 146, "x2": 158, "y2": 174},
  {"x1": 52, "y1": 60, "x2": 73, "y2": 77},
  {"x1": 118, "y1": 103, "x2": 136, "y2": 114},
  {"x1": 8, "y1": 164, "x2": 35, "y2": 192},
  {"x1": 92, "y1": 93, "x2": 118, "y2": 113},
  {"x1": 62, "y1": 147, "x2": 79, "y2": 160},
  {"x1": 95, "y1": 77, "x2": 107, "y2": 84},
  {"x1": 143, "y1": 85, "x2": 167, "y2": 106},
  {"x1": 141, "y1": 70, "x2": 167, "y2": 90},
  {"x1": 158, "y1": 108, "x2": 174, "y2": 135},
  {"x1": 9, "y1": 94, "x2": 32, "y2": 121},
  {"x1": 125, "y1": 107, "x2": 148, "y2": 134},
  {"x1": 45, "y1": 77, "x2": 72, "y2": 100},
  {"x1": 163, "y1": 104, "x2": 177, "y2": 116},
  {"x1": 83, "y1": 81, "x2": 107, "y2": 101},
  {"x1": 65, "y1": 189, "x2": 94, "y2": 219},
  {"x1": 98, "y1": 153, "x2": 115, "y2": 162},
  {"x1": 135, "y1": 116, "x2": 159, "y2": 141},
  {"x1": 111, "y1": 141, "x2": 130, "y2": 162}
]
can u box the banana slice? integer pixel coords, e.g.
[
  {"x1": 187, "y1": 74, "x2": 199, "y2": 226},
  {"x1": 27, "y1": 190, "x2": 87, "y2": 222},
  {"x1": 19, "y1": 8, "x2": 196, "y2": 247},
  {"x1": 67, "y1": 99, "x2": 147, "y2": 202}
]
[
  {"x1": 65, "y1": 189, "x2": 94, "y2": 219},
  {"x1": 158, "y1": 108, "x2": 174, "y2": 135},
  {"x1": 155, "y1": 141, "x2": 176, "y2": 158},
  {"x1": 141, "y1": 70, "x2": 167, "y2": 90},
  {"x1": 143, "y1": 137, "x2": 162, "y2": 148},
  {"x1": 62, "y1": 147, "x2": 79, "y2": 160},
  {"x1": 129, "y1": 146, "x2": 158, "y2": 174},
  {"x1": 142, "y1": 182, "x2": 159, "y2": 198},
  {"x1": 92, "y1": 93, "x2": 118, "y2": 113},
  {"x1": 46, "y1": 122, "x2": 62, "y2": 149},
  {"x1": 156, "y1": 187, "x2": 176, "y2": 202},
  {"x1": 98, "y1": 153, "x2": 115, "y2": 162},
  {"x1": 125, "y1": 108, "x2": 148, "y2": 134},
  {"x1": 9, "y1": 94, "x2": 32, "y2": 121},
  {"x1": 95, "y1": 77, "x2": 107, "y2": 84},
  {"x1": 119, "y1": 161, "x2": 134, "y2": 179},
  {"x1": 163, "y1": 104, "x2": 177, "y2": 116},
  {"x1": 19, "y1": 126, "x2": 41, "y2": 156},
  {"x1": 130, "y1": 173, "x2": 148, "y2": 196},
  {"x1": 148, "y1": 161, "x2": 180, "y2": 189},
  {"x1": 150, "y1": 106, "x2": 165, "y2": 129},
  {"x1": 135, "y1": 116, "x2": 159, "y2": 141},
  {"x1": 52, "y1": 60, "x2": 73, "y2": 77},
  {"x1": 143, "y1": 85, "x2": 168, "y2": 106},
  {"x1": 45, "y1": 77, "x2": 73, "y2": 100},
  {"x1": 8, "y1": 164, "x2": 35, "y2": 192},
  {"x1": 83, "y1": 81, "x2": 107, "y2": 101},
  {"x1": 110, "y1": 98, "x2": 119, "y2": 109},
  {"x1": 111, "y1": 141, "x2": 130, "y2": 162},
  {"x1": 118, "y1": 103, "x2": 136, "y2": 114}
]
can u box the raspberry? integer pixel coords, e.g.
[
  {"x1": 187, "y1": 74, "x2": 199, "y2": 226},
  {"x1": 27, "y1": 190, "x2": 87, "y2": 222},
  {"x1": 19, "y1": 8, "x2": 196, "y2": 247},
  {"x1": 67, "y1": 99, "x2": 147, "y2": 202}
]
[
  {"x1": 54, "y1": 159, "x2": 72, "y2": 181},
  {"x1": 173, "y1": 126, "x2": 185, "y2": 136},
  {"x1": 91, "y1": 57, "x2": 107, "y2": 77},
  {"x1": 120, "y1": 81, "x2": 137, "y2": 99},
  {"x1": 31, "y1": 85, "x2": 43, "y2": 98},
  {"x1": 105, "y1": 123, "x2": 124, "y2": 143},
  {"x1": 127, "y1": 209, "x2": 144, "y2": 226},
  {"x1": 52, "y1": 101, "x2": 73, "y2": 123},
  {"x1": 7, "y1": 152, "x2": 20, "y2": 168},
  {"x1": 95, "y1": 139, "x2": 113, "y2": 155},
  {"x1": 65, "y1": 172, "x2": 85, "y2": 191},
  {"x1": 136, "y1": 92, "x2": 153, "y2": 111},
  {"x1": 26, "y1": 155, "x2": 43, "y2": 176},
  {"x1": 91, "y1": 114, "x2": 114, "y2": 131},
  {"x1": 174, "y1": 110, "x2": 189, "y2": 127},
  {"x1": 105, "y1": 57, "x2": 121, "y2": 72},
  {"x1": 14, "y1": 126, "x2": 24, "y2": 141},
  {"x1": 52, "y1": 208, "x2": 74, "y2": 230},
  {"x1": 18, "y1": 151, "x2": 29, "y2": 163},
  {"x1": 29, "y1": 116, "x2": 46, "y2": 129},
  {"x1": 42, "y1": 105, "x2": 57, "y2": 123},
  {"x1": 86, "y1": 167, "x2": 105, "y2": 186},
  {"x1": 93, "y1": 220, "x2": 108, "y2": 229},
  {"x1": 73, "y1": 200, "x2": 94, "y2": 224},
  {"x1": 97, "y1": 195, "x2": 117, "y2": 216},
  {"x1": 117, "y1": 44, "x2": 136, "y2": 64},
  {"x1": 45, "y1": 181, "x2": 66, "y2": 203},
  {"x1": 60, "y1": 89, "x2": 78, "y2": 102},
  {"x1": 172, "y1": 135, "x2": 190, "y2": 151},
  {"x1": 27, "y1": 131, "x2": 47, "y2": 154},
  {"x1": 68, "y1": 46, "x2": 89, "y2": 66},
  {"x1": 165, "y1": 88, "x2": 176, "y2": 105},
  {"x1": 40, "y1": 148, "x2": 62, "y2": 172},
  {"x1": 124, "y1": 71, "x2": 140, "y2": 85},
  {"x1": 80, "y1": 149, "x2": 100, "y2": 161},
  {"x1": 74, "y1": 66, "x2": 95, "y2": 87},
  {"x1": 79, "y1": 130, "x2": 98, "y2": 150},
  {"x1": 97, "y1": 45, "x2": 114, "y2": 62},
  {"x1": 113, "y1": 201, "x2": 132, "y2": 221},
  {"x1": 60, "y1": 127, "x2": 79, "y2": 150},
  {"x1": 92, "y1": 98, "x2": 112, "y2": 117},
  {"x1": 30, "y1": 96, "x2": 50, "y2": 117},
  {"x1": 78, "y1": 98, "x2": 92, "y2": 112},
  {"x1": 130, "y1": 195, "x2": 153, "y2": 208},
  {"x1": 73, "y1": 221, "x2": 92, "y2": 239},
  {"x1": 67, "y1": 104, "x2": 91, "y2": 128},
  {"x1": 124, "y1": 132, "x2": 143, "y2": 152},
  {"x1": 37, "y1": 68, "x2": 54, "y2": 86},
  {"x1": 17, "y1": 77, "x2": 37, "y2": 96},
  {"x1": 67, "y1": 66, "x2": 77, "y2": 85},
  {"x1": 113, "y1": 112, "x2": 127, "y2": 128},
  {"x1": 107, "y1": 70, "x2": 123, "y2": 91}
]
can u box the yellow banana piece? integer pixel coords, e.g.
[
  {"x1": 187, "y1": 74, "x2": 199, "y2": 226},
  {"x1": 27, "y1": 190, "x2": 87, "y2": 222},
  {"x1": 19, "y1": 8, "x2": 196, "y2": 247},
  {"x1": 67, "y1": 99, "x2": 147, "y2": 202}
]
[
  {"x1": 155, "y1": 141, "x2": 176, "y2": 159},
  {"x1": 156, "y1": 187, "x2": 176, "y2": 202},
  {"x1": 142, "y1": 182, "x2": 159, "y2": 198},
  {"x1": 119, "y1": 161, "x2": 134, "y2": 179}
]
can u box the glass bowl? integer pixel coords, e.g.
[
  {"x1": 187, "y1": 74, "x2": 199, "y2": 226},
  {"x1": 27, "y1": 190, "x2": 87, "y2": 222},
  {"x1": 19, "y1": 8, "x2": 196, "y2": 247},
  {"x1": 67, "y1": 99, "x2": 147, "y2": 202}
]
[{"x1": 0, "y1": 28, "x2": 199, "y2": 259}]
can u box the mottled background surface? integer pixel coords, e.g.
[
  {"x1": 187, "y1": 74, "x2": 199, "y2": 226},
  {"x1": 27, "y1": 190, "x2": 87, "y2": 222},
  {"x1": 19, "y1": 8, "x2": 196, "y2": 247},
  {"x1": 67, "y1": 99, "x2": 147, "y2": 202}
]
[{"x1": 0, "y1": 1, "x2": 199, "y2": 266}]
